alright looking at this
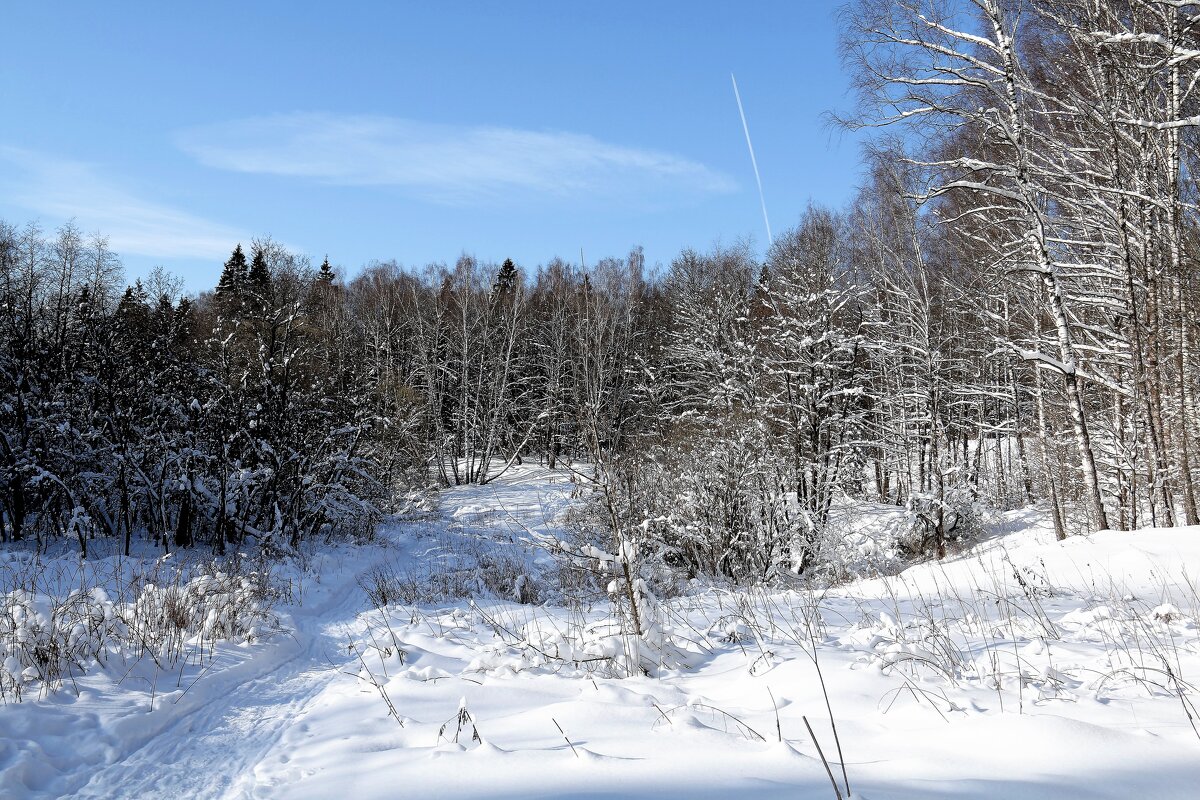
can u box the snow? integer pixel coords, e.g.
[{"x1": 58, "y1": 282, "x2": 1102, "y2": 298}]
[{"x1": 3, "y1": 465, "x2": 1200, "y2": 798}]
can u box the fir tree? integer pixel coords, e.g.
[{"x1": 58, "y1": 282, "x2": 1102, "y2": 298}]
[
  {"x1": 216, "y1": 244, "x2": 248, "y2": 298},
  {"x1": 114, "y1": 281, "x2": 151, "y2": 343},
  {"x1": 493, "y1": 258, "x2": 518, "y2": 298},
  {"x1": 247, "y1": 245, "x2": 272, "y2": 312},
  {"x1": 317, "y1": 256, "x2": 335, "y2": 285},
  {"x1": 248, "y1": 245, "x2": 271, "y2": 293}
]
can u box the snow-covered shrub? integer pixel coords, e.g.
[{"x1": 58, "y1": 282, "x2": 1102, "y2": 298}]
[
  {"x1": 121, "y1": 561, "x2": 279, "y2": 661},
  {"x1": 465, "y1": 593, "x2": 696, "y2": 680},
  {"x1": 475, "y1": 551, "x2": 540, "y2": 605},
  {"x1": 0, "y1": 588, "x2": 118, "y2": 700},
  {"x1": 535, "y1": 514, "x2": 699, "y2": 677},
  {"x1": 896, "y1": 483, "x2": 985, "y2": 561},
  {"x1": 843, "y1": 609, "x2": 968, "y2": 683},
  {"x1": 0, "y1": 554, "x2": 282, "y2": 702},
  {"x1": 563, "y1": 439, "x2": 792, "y2": 590},
  {"x1": 796, "y1": 501, "x2": 908, "y2": 583}
]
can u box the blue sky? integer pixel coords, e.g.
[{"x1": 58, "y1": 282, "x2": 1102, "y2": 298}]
[{"x1": 1, "y1": 2, "x2": 860, "y2": 289}]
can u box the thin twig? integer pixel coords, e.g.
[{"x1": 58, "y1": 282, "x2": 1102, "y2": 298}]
[
  {"x1": 804, "y1": 715, "x2": 844, "y2": 800},
  {"x1": 552, "y1": 717, "x2": 580, "y2": 758},
  {"x1": 767, "y1": 686, "x2": 782, "y2": 742}
]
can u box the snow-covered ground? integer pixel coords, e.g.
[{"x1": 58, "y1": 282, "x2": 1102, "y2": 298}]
[{"x1": 3, "y1": 465, "x2": 1199, "y2": 799}]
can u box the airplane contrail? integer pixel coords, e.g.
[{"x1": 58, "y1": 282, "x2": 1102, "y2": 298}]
[{"x1": 731, "y1": 73, "x2": 772, "y2": 247}]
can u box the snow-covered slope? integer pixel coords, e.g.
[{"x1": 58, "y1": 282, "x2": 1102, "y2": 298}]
[{"x1": 3, "y1": 466, "x2": 1199, "y2": 799}]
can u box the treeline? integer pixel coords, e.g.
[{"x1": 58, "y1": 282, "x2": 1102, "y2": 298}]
[
  {"x1": 4, "y1": 0, "x2": 1199, "y2": 579},
  {"x1": 0, "y1": 206, "x2": 1089, "y2": 578},
  {"x1": 0, "y1": 220, "x2": 657, "y2": 558},
  {"x1": 0, "y1": 224, "x2": 398, "y2": 556}
]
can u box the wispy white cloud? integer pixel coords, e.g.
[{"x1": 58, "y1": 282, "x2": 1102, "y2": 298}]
[
  {"x1": 176, "y1": 113, "x2": 737, "y2": 204},
  {"x1": 0, "y1": 146, "x2": 247, "y2": 260}
]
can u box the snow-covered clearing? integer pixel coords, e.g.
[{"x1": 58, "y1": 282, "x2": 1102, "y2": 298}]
[{"x1": 3, "y1": 465, "x2": 1199, "y2": 799}]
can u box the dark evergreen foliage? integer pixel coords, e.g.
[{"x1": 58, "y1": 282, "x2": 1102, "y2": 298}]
[
  {"x1": 216, "y1": 244, "x2": 248, "y2": 299},
  {"x1": 0, "y1": 224, "x2": 390, "y2": 555}
]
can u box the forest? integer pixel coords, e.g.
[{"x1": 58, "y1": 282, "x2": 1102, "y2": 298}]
[{"x1": 3, "y1": 0, "x2": 1200, "y2": 583}]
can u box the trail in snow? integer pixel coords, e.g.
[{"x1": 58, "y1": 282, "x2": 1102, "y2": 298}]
[{"x1": 69, "y1": 572, "x2": 364, "y2": 800}]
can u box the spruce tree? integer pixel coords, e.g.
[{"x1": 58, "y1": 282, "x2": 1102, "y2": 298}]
[
  {"x1": 248, "y1": 245, "x2": 272, "y2": 313},
  {"x1": 114, "y1": 280, "x2": 151, "y2": 342},
  {"x1": 317, "y1": 256, "x2": 335, "y2": 285},
  {"x1": 216, "y1": 244, "x2": 249, "y2": 317},
  {"x1": 216, "y1": 244, "x2": 248, "y2": 297},
  {"x1": 493, "y1": 258, "x2": 518, "y2": 297},
  {"x1": 248, "y1": 245, "x2": 271, "y2": 293}
]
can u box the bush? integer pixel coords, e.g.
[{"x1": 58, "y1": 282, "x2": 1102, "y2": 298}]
[{"x1": 0, "y1": 554, "x2": 282, "y2": 702}]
